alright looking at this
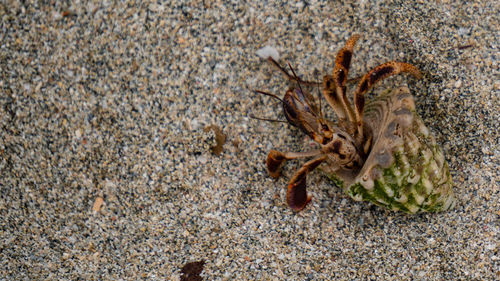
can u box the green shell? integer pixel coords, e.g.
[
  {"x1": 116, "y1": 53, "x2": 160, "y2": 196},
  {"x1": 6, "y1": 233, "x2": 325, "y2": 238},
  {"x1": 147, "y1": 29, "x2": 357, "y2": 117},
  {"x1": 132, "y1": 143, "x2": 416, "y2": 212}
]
[{"x1": 323, "y1": 87, "x2": 455, "y2": 213}]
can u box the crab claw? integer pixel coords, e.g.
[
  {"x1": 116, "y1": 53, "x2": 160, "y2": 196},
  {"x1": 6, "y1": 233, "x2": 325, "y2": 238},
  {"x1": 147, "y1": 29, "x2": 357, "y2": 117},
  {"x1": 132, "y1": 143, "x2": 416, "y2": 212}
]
[
  {"x1": 266, "y1": 150, "x2": 287, "y2": 178},
  {"x1": 286, "y1": 156, "x2": 326, "y2": 211},
  {"x1": 287, "y1": 174, "x2": 312, "y2": 211}
]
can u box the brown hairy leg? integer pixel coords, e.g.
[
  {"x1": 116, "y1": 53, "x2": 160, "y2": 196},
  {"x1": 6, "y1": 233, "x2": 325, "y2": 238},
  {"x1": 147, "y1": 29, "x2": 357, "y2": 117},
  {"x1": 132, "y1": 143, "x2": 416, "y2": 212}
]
[{"x1": 322, "y1": 34, "x2": 360, "y2": 125}]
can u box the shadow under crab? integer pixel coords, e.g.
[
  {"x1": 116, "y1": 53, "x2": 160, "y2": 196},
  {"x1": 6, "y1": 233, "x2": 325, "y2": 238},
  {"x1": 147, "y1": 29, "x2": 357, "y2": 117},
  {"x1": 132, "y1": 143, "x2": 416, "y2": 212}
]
[{"x1": 257, "y1": 34, "x2": 455, "y2": 214}]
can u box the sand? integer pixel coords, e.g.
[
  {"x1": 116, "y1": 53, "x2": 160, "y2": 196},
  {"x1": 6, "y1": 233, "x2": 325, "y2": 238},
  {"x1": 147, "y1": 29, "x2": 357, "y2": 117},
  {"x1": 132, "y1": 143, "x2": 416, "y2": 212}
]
[{"x1": 0, "y1": 1, "x2": 498, "y2": 280}]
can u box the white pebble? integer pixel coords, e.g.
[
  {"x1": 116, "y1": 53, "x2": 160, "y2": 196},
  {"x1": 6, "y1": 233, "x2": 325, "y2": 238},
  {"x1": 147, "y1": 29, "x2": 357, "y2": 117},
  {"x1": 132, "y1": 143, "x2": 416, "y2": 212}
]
[{"x1": 256, "y1": 46, "x2": 280, "y2": 60}]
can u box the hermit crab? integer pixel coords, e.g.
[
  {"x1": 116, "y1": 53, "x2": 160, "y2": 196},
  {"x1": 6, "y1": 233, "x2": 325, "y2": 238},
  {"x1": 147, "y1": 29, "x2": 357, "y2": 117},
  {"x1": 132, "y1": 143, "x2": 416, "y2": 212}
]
[{"x1": 256, "y1": 34, "x2": 455, "y2": 213}]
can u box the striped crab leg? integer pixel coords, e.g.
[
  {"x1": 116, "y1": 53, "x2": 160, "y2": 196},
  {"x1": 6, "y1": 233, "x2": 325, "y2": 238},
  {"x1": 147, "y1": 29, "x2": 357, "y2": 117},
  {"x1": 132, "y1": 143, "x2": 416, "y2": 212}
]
[
  {"x1": 353, "y1": 61, "x2": 422, "y2": 143},
  {"x1": 322, "y1": 34, "x2": 360, "y2": 129}
]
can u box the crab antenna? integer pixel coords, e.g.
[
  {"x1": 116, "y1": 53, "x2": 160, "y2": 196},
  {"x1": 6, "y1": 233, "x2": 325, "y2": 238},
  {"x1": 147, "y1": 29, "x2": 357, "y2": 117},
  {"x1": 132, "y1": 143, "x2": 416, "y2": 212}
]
[
  {"x1": 287, "y1": 62, "x2": 306, "y2": 99},
  {"x1": 254, "y1": 90, "x2": 285, "y2": 104},
  {"x1": 267, "y1": 57, "x2": 321, "y2": 86},
  {"x1": 268, "y1": 57, "x2": 295, "y2": 80},
  {"x1": 315, "y1": 72, "x2": 323, "y2": 118},
  {"x1": 248, "y1": 114, "x2": 288, "y2": 123},
  {"x1": 251, "y1": 90, "x2": 289, "y2": 123}
]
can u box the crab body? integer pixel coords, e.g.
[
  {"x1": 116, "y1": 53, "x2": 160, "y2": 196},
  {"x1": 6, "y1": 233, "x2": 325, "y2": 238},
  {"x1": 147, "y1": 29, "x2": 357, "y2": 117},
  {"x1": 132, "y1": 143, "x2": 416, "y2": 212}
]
[{"x1": 258, "y1": 34, "x2": 455, "y2": 213}]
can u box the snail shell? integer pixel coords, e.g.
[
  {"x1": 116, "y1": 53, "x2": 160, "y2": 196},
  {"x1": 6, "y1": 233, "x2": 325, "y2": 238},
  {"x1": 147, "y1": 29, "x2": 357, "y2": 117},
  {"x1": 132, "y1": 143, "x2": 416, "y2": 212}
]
[{"x1": 322, "y1": 87, "x2": 455, "y2": 213}]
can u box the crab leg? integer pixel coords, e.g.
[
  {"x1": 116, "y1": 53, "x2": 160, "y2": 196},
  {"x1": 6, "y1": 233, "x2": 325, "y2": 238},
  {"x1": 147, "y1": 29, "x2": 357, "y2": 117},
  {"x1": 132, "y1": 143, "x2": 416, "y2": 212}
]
[
  {"x1": 266, "y1": 149, "x2": 322, "y2": 178},
  {"x1": 287, "y1": 155, "x2": 327, "y2": 211},
  {"x1": 353, "y1": 61, "x2": 422, "y2": 141},
  {"x1": 323, "y1": 34, "x2": 360, "y2": 124}
]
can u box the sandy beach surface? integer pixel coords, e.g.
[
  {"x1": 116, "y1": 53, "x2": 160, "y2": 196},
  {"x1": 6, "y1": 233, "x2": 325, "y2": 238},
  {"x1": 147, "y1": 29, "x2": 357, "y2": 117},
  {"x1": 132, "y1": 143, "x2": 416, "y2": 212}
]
[{"x1": 1, "y1": 1, "x2": 498, "y2": 280}]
